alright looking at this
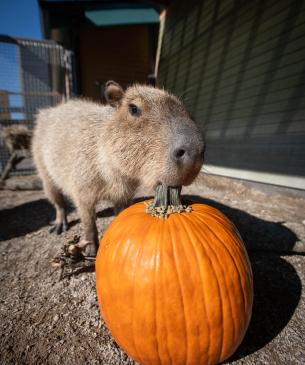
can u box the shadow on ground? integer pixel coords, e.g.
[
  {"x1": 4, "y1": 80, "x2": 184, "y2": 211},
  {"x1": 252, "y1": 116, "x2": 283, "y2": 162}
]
[
  {"x1": 0, "y1": 198, "x2": 116, "y2": 241},
  {"x1": 183, "y1": 194, "x2": 300, "y2": 252},
  {"x1": 0, "y1": 198, "x2": 56, "y2": 241},
  {"x1": 67, "y1": 207, "x2": 116, "y2": 231},
  {"x1": 230, "y1": 253, "x2": 301, "y2": 361}
]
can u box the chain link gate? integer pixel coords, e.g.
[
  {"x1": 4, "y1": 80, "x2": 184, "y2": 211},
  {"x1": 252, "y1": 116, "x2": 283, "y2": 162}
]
[{"x1": 0, "y1": 35, "x2": 75, "y2": 178}]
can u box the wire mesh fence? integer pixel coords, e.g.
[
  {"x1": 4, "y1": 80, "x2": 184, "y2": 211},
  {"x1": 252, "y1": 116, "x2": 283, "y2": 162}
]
[{"x1": 0, "y1": 35, "x2": 75, "y2": 177}]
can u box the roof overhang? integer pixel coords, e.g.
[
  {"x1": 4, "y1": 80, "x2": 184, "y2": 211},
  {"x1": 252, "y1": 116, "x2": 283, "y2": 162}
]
[{"x1": 85, "y1": 7, "x2": 159, "y2": 26}]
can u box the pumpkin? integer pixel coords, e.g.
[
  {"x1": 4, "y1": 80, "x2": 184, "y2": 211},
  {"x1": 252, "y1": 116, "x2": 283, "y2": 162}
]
[{"x1": 96, "y1": 186, "x2": 253, "y2": 365}]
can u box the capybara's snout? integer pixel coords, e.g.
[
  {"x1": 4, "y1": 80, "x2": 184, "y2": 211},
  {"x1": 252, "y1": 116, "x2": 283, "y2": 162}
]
[{"x1": 170, "y1": 132, "x2": 205, "y2": 167}]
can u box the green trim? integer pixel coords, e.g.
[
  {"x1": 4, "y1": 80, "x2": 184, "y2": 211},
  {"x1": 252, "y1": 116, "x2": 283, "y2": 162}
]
[{"x1": 85, "y1": 8, "x2": 159, "y2": 27}]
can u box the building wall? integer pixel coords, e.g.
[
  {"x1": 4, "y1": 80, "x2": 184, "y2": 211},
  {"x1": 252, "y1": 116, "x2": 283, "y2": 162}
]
[
  {"x1": 0, "y1": 91, "x2": 10, "y2": 121},
  {"x1": 79, "y1": 24, "x2": 151, "y2": 101},
  {"x1": 158, "y1": 0, "x2": 305, "y2": 189}
]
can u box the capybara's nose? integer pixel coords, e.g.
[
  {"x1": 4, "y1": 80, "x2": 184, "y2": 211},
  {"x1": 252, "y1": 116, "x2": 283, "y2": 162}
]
[
  {"x1": 171, "y1": 147, "x2": 187, "y2": 161},
  {"x1": 171, "y1": 141, "x2": 204, "y2": 166}
]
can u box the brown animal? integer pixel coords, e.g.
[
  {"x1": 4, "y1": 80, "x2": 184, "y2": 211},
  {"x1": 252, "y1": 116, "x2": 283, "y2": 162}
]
[
  {"x1": 0, "y1": 126, "x2": 32, "y2": 183},
  {"x1": 32, "y1": 81, "x2": 205, "y2": 256},
  {"x1": 0, "y1": 125, "x2": 32, "y2": 153}
]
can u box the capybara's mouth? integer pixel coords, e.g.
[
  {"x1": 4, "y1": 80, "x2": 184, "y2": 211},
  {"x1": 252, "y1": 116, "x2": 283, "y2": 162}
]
[{"x1": 159, "y1": 164, "x2": 202, "y2": 187}]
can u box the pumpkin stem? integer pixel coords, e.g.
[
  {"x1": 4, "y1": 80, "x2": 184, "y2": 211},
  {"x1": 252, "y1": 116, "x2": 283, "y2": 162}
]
[{"x1": 145, "y1": 185, "x2": 192, "y2": 219}]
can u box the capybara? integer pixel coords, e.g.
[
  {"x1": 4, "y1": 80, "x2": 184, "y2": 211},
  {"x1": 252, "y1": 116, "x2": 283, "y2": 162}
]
[{"x1": 32, "y1": 81, "x2": 205, "y2": 256}]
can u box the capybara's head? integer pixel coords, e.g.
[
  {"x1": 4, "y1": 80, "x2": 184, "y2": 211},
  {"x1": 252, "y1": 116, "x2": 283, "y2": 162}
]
[{"x1": 105, "y1": 81, "x2": 205, "y2": 189}]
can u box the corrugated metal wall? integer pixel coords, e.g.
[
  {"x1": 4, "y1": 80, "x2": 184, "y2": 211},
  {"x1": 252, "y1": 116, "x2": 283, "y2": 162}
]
[{"x1": 158, "y1": 0, "x2": 305, "y2": 189}]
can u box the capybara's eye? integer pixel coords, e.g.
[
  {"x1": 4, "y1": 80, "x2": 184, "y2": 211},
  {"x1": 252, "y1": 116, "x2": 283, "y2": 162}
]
[{"x1": 128, "y1": 103, "x2": 141, "y2": 117}]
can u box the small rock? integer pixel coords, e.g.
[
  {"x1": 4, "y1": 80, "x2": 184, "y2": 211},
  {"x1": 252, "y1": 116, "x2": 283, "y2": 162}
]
[{"x1": 53, "y1": 314, "x2": 59, "y2": 323}]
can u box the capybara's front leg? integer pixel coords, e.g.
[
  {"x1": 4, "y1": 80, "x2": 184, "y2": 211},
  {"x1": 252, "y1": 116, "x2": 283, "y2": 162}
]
[{"x1": 69, "y1": 199, "x2": 98, "y2": 257}]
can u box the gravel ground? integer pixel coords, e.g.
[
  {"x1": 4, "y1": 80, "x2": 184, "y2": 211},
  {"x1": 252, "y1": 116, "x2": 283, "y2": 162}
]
[{"x1": 0, "y1": 173, "x2": 304, "y2": 365}]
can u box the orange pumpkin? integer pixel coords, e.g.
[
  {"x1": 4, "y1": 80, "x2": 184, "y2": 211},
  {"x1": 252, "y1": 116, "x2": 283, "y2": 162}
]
[{"x1": 96, "y1": 187, "x2": 253, "y2": 365}]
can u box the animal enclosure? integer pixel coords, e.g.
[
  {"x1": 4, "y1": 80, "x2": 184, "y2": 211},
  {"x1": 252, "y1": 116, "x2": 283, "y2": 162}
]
[{"x1": 0, "y1": 35, "x2": 75, "y2": 177}]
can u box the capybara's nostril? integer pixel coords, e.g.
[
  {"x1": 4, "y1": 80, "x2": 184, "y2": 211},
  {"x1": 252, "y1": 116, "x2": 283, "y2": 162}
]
[{"x1": 173, "y1": 148, "x2": 186, "y2": 160}]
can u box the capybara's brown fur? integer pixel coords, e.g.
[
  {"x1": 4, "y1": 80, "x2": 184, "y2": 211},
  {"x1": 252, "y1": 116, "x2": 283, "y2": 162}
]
[{"x1": 32, "y1": 82, "x2": 204, "y2": 255}]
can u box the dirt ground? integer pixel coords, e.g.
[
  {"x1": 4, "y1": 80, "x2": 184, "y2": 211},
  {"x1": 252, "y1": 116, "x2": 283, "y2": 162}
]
[{"x1": 0, "y1": 173, "x2": 305, "y2": 365}]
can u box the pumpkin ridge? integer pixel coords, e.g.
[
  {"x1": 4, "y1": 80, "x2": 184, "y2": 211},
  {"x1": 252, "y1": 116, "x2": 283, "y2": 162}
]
[
  {"x1": 192, "y1": 210, "x2": 251, "y2": 352},
  {"x1": 180, "y1": 213, "x2": 224, "y2": 364},
  {"x1": 98, "y1": 222, "x2": 131, "y2": 340},
  {"x1": 153, "y1": 220, "x2": 164, "y2": 365},
  {"x1": 196, "y1": 210, "x2": 244, "y2": 252},
  {"x1": 216, "y1": 224, "x2": 253, "y2": 305},
  {"x1": 205, "y1": 236, "x2": 236, "y2": 360},
  {"x1": 118, "y1": 220, "x2": 145, "y2": 347},
  {"x1": 130, "y1": 218, "x2": 150, "y2": 365},
  {"x1": 192, "y1": 213, "x2": 236, "y2": 357},
  {"x1": 111, "y1": 218, "x2": 144, "y2": 360},
  {"x1": 177, "y1": 214, "x2": 214, "y2": 362},
  {"x1": 188, "y1": 213, "x2": 237, "y2": 361},
  {"x1": 194, "y1": 214, "x2": 247, "y2": 313},
  {"x1": 159, "y1": 222, "x2": 174, "y2": 365},
  {"x1": 116, "y1": 202, "x2": 150, "y2": 219},
  {"x1": 195, "y1": 212, "x2": 251, "y2": 320},
  {"x1": 168, "y1": 217, "x2": 189, "y2": 364},
  {"x1": 206, "y1": 224, "x2": 247, "y2": 345},
  {"x1": 218, "y1": 229, "x2": 252, "y2": 320}
]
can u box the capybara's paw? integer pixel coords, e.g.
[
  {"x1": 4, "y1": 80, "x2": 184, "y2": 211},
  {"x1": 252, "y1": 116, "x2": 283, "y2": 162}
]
[
  {"x1": 49, "y1": 221, "x2": 68, "y2": 235},
  {"x1": 68, "y1": 240, "x2": 97, "y2": 258}
]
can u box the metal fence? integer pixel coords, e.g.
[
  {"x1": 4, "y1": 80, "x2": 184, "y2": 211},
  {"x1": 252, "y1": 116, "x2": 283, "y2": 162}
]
[{"x1": 0, "y1": 35, "x2": 75, "y2": 176}]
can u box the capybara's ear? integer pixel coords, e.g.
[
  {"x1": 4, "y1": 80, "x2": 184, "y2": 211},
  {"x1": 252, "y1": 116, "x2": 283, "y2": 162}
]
[{"x1": 104, "y1": 80, "x2": 124, "y2": 107}]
